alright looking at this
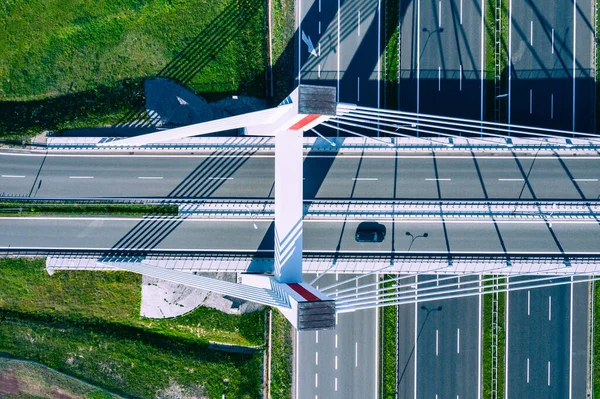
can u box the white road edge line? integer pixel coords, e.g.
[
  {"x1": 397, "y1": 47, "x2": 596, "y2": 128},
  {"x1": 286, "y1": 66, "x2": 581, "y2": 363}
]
[
  {"x1": 569, "y1": 275, "x2": 574, "y2": 399},
  {"x1": 478, "y1": 274, "x2": 482, "y2": 399},
  {"x1": 414, "y1": 281, "x2": 418, "y2": 399},
  {"x1": 505, "y1": 279, "x2": 510, "y2": 397}
]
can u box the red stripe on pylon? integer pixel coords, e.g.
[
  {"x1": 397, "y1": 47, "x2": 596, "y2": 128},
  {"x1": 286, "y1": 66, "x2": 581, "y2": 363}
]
[
  {"x1": 287, "y1": 283, "x2": 320, "y2": 301},
  {"x1": 289, "y1": 114, "x2": 321, "y2": 131}
]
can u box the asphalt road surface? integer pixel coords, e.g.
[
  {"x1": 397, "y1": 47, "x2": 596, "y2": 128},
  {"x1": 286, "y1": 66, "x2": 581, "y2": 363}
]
[
  {"x1": 1, "y1": 218, "x2": 598, "y2": 255},
  {"x1": 396, "y1": 274, "x2": 481, "y2": 398},
  {"x1": 297, "y1": 273, "x2": 377, "y2": 399},
  {"x1": 299, "y1": 0, "x2": 381, "y2": 107},
  {"x1": 506, "y1": 276, "x2": 589, "y2": 398},
  {"x1": 509, "y1": 0, "x2": 595, "y2": 132},
  {"x1": 2, "y1": 153, "x2": 599, "y2": 200},
  {"x1": 399, "y1": 0, "x2": 484, "y2": 118}
]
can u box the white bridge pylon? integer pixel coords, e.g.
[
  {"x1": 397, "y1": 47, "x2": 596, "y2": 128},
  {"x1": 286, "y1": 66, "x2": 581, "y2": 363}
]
[{"x1": 102, "y1": 85, "x2": 340, "y2": 330}]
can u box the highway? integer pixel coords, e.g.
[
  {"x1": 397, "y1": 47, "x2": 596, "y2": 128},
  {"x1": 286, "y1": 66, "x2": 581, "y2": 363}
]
[
  {"x1": 2, "y1": 153, "x2": 600, "y2": 200},
  {"x1": 506, "y1": 276, "x2": 589, "y2": 398},
  {"x1": 1, "y1": 218, "x2": 599, "y2": 255},
  {"x1": 399, "y1": 0, "x2": 484, "y2": 118},
  {"x1": 396, "y1": 274, "x2": 481, "y2": 398},
  {"x1": 509, "y1": 0, "x2": 595, "y2": 132},
  {"x1": 299, "y1": 0, "x2": 381, "y2": 107},
  {"x1": 297, "y1": 273, "x2": 377, "y2": 398}
]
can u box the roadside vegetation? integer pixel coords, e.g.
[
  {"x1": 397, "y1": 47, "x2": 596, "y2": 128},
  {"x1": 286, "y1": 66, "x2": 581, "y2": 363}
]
[
  {"x1": 270, "y1": 0, "x2": 297, "y2": 103},
  {"x1": 380, "y1": 275, "x2": 397, "y2": 399},
  {"x1": 0, "y1": 357, "x2": 122, "y2": 399},
  {"x1": 382, "y1": 0, "x2": 400, "y2": 110},
  {"x1": 270, "y1": 309, "x2": 293, "y2": 398},
  {"x1": 484, "y1": 0, "x2": 510, "y2": 122},
  {"x1": 0, "y1": 201, "x2": 178, "y2": 217},
  {"x1": 0, "y1": 258, "x2": 265, "y2": 397},
  {"x1": 0, "y1": 0, "x2": 267, "y2": 139},
  {"x1": 482, "y1": 276, "x2": 506, "y2": 399},
  {"x1": 593, "y1": 281, "x2": 600, "y2": 397}
]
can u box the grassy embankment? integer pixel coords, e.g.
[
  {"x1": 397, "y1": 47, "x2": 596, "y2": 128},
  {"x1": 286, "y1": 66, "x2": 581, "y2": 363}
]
[
  {"x1": 380, "y1": 275, "x2": 397, "y2": 399},
  {"x1": 0, "y1": 201, "x2": 178, "y2": 217},
  {"x1": 482, "y1": 276, "x2": 506, "y2": 399},
  {"x1": 0, "y1": 0, "x2": 267, "y2": 139},
  {"x1": 0, "y1": 258, "x2": 265, "y2": 398},
  {"x1": 0, "y1": 357, "x2": 122, "y2": 399},
  {"x1": 270, "y1": 310, "x2": 294, "y2": 398}
]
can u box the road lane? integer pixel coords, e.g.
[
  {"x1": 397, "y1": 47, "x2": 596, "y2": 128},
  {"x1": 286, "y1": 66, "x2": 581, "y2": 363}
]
[
  {"x1": 297, "y1": 273, "x2": 377, "y2": 399},
  {"x1": 1, "y1": 218, "x2": 598, "y2": 255},
  {"x1": 2, "y1": 153, "x2": 599, "y2": 200}
]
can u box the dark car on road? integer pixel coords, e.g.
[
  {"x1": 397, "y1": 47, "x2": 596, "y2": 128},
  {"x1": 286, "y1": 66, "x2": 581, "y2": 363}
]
[{"x1": 355, "y1": 222, "x2": 386, "y2": 243}]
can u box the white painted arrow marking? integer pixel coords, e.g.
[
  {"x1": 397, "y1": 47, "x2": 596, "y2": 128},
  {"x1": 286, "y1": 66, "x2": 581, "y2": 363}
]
[{"x1": 301, "y1": 30, "x2": 318, "y2": 57}]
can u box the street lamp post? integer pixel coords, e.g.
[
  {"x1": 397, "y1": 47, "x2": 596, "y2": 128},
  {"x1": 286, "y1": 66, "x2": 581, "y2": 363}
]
[{"x1": 405, "y1": 231, "x2": 429, "y2": 252}]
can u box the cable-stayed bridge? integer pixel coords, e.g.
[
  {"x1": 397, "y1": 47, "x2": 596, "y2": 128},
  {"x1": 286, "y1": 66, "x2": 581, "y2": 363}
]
[{"x1": 4, "y1": 85, "x2": 599, "y2": 330}]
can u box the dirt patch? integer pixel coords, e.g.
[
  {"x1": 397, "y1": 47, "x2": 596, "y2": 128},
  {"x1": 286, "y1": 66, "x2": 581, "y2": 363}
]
[
  {"x1": 0, "y1": 372, "x2": 20, "y2": 395},
  {"x1": 52, "y1": 389, "x2": 78, "y2": 399}
]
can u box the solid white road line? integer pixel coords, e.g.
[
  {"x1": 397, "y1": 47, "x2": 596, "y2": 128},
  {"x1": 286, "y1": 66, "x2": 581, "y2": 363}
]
[
  {"x1": 436, "y1": 329, "x2": 439, "y2": 356},
  {"x1": 572, "y1": 0, "x2": 577, "y2": 131},
  {"x1": 527, "y1": 358, "x2": 530, "y2": 383},
  {"x1": 355, "y1": 342, "x2": 358, "y2": 367},
  {"x1": 478, "y1": 273, "x2": 483, "y2": 399},
  {"x1": 417, "y1": 0, "x2": 421, "y2": 114},
  {"x1": 69, "y1": 176, "x2": 93, "y2": 179},
  {"x1": 573, "y1": 178, "x2": 598, "y2": 182},
  {"x1": 414, "y1": 295, "x2": 418, "y2": 398},
  {"x1": 138, "y1": 176, "x2": 163, "y2": 180},
  {"x1": 548, "y1": 361, "x2": 551, "y2": 386},
  {"x1": 549, "y1": 296, "x2": 552, "y2": 320},
  {"x1": 352, "y1": 177, "x2": 378, "y2": 181},
  {"x1": 457, "y1": 328, "x2": 460, "y2": 353},
  {"x1": 528, "y1": 290, "x2": 531, "y2": 315},
  {"x1": 498, "y1": 178, "x2": 524, "y2": 181},
  {"x1": 569, "y1": 276, "x2": 574, "y2": 399},
  {"x1": 1, "y1": 175, "x2": 25, "y2": 178},
  {"x1": 337, "y1": 0, "x2": 340, "y2": 102},
  {"x1": 530, "y1": 21, "x2": 533, "y2": 46}
]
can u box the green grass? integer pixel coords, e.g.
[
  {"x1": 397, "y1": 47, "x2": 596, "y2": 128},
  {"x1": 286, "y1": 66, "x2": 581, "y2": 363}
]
[
  {"x1": 594, "y1": 281, "x2": 600, "y2": 397},
  {"x1": 0, "y1": 257, "x2": 265, "y2": 397},
  {"x1": 0, "y1": 201, "x2": 178, "y2": 217},
  {"x1": 0, "y1": 311, "x2": 262, "y2": 398},
  {"x1": 0, "y1": 357, "x2": 123, "y2": 398},
  {"x1": 482, "y1": 276, "x2": 506, "y2": 399},
  {"x1": 382, "y1": 0, "x2": 400, "y2": 110},
  {"x1": 270, "y1": 309, "x2": 293, "y2": 398},
  {"x1": 270, "y1": 0, "x2": 296, "y2": 103},
  {"x1": 380, "y1": 275, "x2": 397, "y2": 399},
  {"x1": 0, "y1": 258, "x2": 264, "y2": 346},
  {"x1": 0, "y1": 0, "x2": 267, "y2": 138},
  {"x1": 483, "y1": 0, "x2": 509, "y2": 122}
]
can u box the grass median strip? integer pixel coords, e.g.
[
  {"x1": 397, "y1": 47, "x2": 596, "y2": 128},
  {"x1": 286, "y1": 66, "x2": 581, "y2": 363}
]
[
  {"x1": 0, "y1": 258, "x2": 265, "y2": 397},
  {"x1": 482, "y1": 276, "x2": 506, "y2": 399},
  {"x1": 270, "y1": 309, "x2": 293, "y2": 398},
  {"x1": 381, "y1": 274, "x2": 397, "y2": 399},
  {"x1": 0, "y1": 202, "x2": 178, "y2": 217},
  {"x1": 593, "y1": 281, "x2": 600, "y2": 397}
]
